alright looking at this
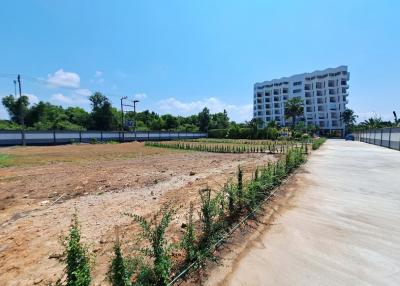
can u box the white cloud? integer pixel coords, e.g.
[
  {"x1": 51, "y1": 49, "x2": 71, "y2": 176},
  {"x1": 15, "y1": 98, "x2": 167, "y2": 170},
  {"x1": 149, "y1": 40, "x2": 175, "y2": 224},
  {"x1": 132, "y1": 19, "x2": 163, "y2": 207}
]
[
  {"x1": 51, "y1": 93, "x2": 73, "y2": 104},
  {"x1": 24, "y1": 93, "x2": 39, "y2": 105},
  {"x1": 90, "y1": 71, "x2": 104, "y2": 84},
  {"x1": 133, "y1": 93, "x2": 147, "y2": 100},
  {"x1": 74, "y1": 88, "x2": 92, "y2": 97},
  {"x1": 51, "y1": 93, "x2": 90, "y2": 106},
  {"x1": 47, "y1": 69, "x2": 80, "y2": 88},
  {"x1": 157, "y1": 97, "x2": 252, "y2": 122}
]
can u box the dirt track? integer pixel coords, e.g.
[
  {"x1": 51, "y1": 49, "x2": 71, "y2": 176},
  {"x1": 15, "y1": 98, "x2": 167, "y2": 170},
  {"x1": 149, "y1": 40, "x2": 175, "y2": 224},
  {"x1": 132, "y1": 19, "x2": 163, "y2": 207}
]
[
  {"x1": 206, "y1": 140, "x2": 400, "y2": 286},
  {"x1": 0, "y1": 142, "x2": 275, "y2": 285}
]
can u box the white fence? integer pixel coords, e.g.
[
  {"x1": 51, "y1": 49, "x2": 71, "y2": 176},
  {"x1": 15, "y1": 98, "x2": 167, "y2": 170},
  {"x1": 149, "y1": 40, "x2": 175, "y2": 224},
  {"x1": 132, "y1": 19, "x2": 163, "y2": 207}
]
[
  {"x1": 354, "y1": 127, "x2": 400, "y2": 151},
  {"x1": 0, "y1": 130, "x2": 207, "y2": 146}
]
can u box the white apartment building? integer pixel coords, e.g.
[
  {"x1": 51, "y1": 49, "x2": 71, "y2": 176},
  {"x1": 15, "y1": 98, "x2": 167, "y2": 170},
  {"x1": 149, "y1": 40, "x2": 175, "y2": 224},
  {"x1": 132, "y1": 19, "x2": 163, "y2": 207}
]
[{"x1": 253, "y1": 66, "x2": 349, "y2": 136}]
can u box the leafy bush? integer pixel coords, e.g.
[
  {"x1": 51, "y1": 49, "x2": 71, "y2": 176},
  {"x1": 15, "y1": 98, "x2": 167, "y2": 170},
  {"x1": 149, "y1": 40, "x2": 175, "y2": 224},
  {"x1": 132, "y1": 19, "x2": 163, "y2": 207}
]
[
  {"x1": 126, "y1": 208, "x2": 175, "y2": 286},
  {"x1": 312, "y1": 137, "x2": 326, "y2": 150},
  {"x1": 181, "y1": 203, "x2": 198, "y2": 263},
  {"x1": 0, "y1": 154, "x2": 13, "y2": 168},
  {"x1": 64, "y1": 213, "x2": 91, "y2": 286},
  {"x1": 109, "y1": 228, "x2": 130, "y2": 286},
  {"x1": 199, "y1": 188, "x2": 220, "y2": 249},
  {"x1": 90, "y1": 138, "x2": 99, "y2": 144},
  {"x1": 208, "y1": 129, "x2": 228, "y2": 138}
]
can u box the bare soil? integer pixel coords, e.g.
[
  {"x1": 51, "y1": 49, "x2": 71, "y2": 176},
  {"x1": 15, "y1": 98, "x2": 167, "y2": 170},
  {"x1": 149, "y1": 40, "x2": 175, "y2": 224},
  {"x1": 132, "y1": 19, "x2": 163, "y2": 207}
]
[{"x1": 0, "y1": 142, "x2": 275, "y2": 286}]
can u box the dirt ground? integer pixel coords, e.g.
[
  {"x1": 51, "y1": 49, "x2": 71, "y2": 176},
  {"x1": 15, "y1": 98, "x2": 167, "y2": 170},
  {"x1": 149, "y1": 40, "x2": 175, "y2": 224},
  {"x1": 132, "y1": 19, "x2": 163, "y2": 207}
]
[{"x1": 0, "y1": 142, "x2": 275, "y2": 286}]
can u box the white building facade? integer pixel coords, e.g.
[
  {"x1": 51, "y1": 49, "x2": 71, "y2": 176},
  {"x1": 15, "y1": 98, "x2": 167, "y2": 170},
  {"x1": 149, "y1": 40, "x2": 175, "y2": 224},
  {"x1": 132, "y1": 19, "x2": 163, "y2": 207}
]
[{"x1": 253, "y1": 66, "x2": 349, "y2": 135}]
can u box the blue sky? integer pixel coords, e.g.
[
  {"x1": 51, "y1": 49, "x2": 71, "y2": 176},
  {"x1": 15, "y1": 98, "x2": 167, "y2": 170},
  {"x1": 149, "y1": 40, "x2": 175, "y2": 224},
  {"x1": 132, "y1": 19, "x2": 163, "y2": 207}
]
[{"x1": 0, "y1": 0, "x2": 399, "y2": 122}]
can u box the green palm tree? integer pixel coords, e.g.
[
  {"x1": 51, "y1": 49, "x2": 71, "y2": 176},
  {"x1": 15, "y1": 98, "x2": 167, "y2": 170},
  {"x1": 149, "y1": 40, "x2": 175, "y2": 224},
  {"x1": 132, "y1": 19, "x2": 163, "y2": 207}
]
[
  {"x1": 340, "y1": 108, "x2": 358, "y2": 134},
  {"x1": 284, "y1": 97, "x2": 304, "y2": 127}
]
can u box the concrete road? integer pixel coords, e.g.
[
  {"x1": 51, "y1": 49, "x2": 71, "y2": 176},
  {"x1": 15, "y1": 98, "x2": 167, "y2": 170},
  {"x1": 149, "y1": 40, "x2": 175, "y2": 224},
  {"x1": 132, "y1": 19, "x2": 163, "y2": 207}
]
[{"x1": 219, "y1": 140, "x2": 400, "y2": 286}]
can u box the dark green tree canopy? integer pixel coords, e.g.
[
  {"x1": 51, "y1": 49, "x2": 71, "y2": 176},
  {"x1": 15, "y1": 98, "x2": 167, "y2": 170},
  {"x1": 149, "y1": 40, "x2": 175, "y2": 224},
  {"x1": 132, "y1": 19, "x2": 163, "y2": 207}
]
[{"x1": 284, "y1": 97, "x2": 304, "y2": 126}]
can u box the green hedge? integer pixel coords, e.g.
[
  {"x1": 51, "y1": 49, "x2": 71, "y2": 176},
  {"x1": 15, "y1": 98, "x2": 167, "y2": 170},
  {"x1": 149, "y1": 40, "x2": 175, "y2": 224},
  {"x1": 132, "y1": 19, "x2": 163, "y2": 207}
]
[
  {"x1": 312, "y1": 137, "x2": 326, "y2": 150},
  {"x1": 208, "y1": 127, "x2": 279, "y2": 140}
]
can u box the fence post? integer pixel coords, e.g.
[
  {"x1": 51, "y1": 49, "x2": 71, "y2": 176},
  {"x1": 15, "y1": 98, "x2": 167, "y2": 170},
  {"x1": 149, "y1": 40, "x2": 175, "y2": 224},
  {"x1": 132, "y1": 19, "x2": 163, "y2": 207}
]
[
  {"x1": 148, "y1": 131, "x2": 150, "y2": 141},
  {"x1": 388, "y1": 128, "x2": 392, "y2": 149},
  {"x1": 79, "y1": 131, "x2": 82, "y2": 143},
  {"x1": 101, "y1": 131, "x2": 103, "y2": 142},
  {"x1": 373, "y1": 129, "x2": 376, "y2": 145},
  {"x1": 380, "y1": 129, "x2": 383, "y2": 146},
  {"x1": 53, "y1": 130, "x2": 56, "y2": 145}
]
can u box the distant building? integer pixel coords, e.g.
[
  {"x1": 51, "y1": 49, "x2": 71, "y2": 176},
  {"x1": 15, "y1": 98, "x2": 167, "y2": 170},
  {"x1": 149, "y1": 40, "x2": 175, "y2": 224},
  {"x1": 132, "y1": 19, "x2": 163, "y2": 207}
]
[{"x1": 253, "y1": 66, "x2": 349, "y2": 136}]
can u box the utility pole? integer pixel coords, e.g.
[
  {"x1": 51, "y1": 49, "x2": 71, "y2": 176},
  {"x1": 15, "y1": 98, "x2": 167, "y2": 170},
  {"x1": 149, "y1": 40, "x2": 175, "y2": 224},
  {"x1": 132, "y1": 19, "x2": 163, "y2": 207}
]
[
  {"x1": 120, "y1": 96, "x2": 127, "y2": 142},
  {"x1": 17, "y1": 75, "x2": 26, "y2": 146},
  {"x1": 13, "y1": 80, "x2": 17, "y2": 97},
  {"x1": 133, "y1": 100, "x2": 139, "y2": 140}
]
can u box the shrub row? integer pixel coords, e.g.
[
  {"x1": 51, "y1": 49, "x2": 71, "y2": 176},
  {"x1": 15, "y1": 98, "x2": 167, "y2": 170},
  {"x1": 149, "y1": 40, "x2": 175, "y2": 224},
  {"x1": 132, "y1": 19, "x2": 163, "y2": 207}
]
[
  {"x1": 208, "y1": 127, "x2": 279, "y2": 140},
  {"x1": 145, "y1": 141, "x2": 306, "y2": 154},
  {"x1": 183, "y1": 138, "x2": 292, "y2": 145},
  {"x1": 312, "y1": 137, "x2": 327, "y2": 150}
]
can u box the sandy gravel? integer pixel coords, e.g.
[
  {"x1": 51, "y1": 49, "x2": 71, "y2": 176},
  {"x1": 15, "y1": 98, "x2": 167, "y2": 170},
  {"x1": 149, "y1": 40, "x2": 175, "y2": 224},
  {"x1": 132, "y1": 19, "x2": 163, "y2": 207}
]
[
  {"x1": 0, "y1": 142, "x2": 275, "y2": 285},
  {"x1": 206, "y1": 140, "x2": 400, "y2": 286}
]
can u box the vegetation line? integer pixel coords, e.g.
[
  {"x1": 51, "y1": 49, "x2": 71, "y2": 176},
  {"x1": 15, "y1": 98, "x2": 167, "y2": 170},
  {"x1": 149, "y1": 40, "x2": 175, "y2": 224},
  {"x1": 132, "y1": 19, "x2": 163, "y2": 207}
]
[{"x1": 145, "y1": 140, "x2": 308, "y2": 154}]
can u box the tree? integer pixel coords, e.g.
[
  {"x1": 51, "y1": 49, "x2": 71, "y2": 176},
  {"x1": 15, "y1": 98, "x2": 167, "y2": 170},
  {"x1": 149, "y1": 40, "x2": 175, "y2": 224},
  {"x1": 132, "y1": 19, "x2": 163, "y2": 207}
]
[
  {"x1": 198, "y1": 107, "x2": 210, "y2": 132},
  {"x1": 360, "y1": 117, "x2": 385, "y2": 129},
  {"x1": 161, "y1": 114, "x2": 178, "y2": 130},
  {"x1": 284, "y1": 97, "x2": 304, "y2": 127},
  {"x1": 65, "y1": 107, "x2": 90, "y2": 127},
  {"x1": 89, "y1": 92, "x2": 115, "y2": 130},
  {"x1": 2, "y1": 95, "x2": 29, "y2": 124},
  {"x1": 393, "y1": 111, "x2": 400, "y2": 127},
  {"x1": 340, "y1": 108, "x2": 358, "y2": 133},
  {"x1": 210, "y1": 109, "x2": 230, "y2": 129}
]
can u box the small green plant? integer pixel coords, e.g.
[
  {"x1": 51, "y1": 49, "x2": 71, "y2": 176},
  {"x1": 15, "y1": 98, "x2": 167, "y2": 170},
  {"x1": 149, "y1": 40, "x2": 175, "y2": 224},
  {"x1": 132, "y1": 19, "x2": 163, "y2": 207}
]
[
  {"x1": 181, "y1": 202, "x2": 198, "y2": 263},
  {"x1": 109, "y1": 227, "x2": 130, "y2": 286},
  {"x1": 237, "y1": 166, "x2": 245, "y2": 210},
  {"x1": 90, "y1": 138, "x2": 99, "y2": 144},
  {"x1": 198, "y1": 188, "x2": 220, "y2": 250},
  {"x1": 126, "y1": 207, "x2": 175, "y2": 286},
  {"x1": 312, "y1": 137, "x2": 327, "y2": 150},
  {"x1": 64, "y1": 213, "x2": 92, "y2": 286},
  {"x1": 0, "y1": 154, "x2": 13, "y2": 168}
]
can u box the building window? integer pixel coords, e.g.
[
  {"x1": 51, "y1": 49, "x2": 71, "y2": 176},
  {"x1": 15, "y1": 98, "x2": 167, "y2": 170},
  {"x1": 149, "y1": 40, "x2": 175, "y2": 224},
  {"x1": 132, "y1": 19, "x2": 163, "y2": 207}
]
[
  {"x1": 293, "y1": 81, "x2": 302, "y2": 86},
  {"x1": 293, "y1": 89, "x2": 302, "y2": 93}
]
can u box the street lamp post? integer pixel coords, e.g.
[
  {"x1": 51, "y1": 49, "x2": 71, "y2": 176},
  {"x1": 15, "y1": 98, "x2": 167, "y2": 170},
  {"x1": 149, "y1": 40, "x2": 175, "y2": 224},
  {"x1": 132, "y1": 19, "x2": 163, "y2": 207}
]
[
  {"x1": 133, "y1": 100, "x2": 139, "y2": 140},
  {"x1": 120, "y1": 96, "x2": 127, "y2": 142}
]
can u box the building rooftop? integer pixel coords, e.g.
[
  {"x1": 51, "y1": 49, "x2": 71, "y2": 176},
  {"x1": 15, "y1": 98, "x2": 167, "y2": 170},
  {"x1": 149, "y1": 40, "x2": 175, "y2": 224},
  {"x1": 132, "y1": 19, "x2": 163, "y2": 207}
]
[{"x1": 254, "y1": 65, "x2": 348, "y2": 87}]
